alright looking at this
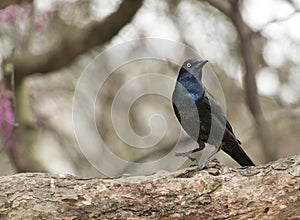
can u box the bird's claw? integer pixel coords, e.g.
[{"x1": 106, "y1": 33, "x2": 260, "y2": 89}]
[
  {"x1": 175, "y1": 146, "x2": 205, "y2": 163},
  {"x1": 175, "y1": 151, "x2": 198, "y2": 162},
  {"x1": 199, "y1": 158, "x2": 221, "y2": 175}
]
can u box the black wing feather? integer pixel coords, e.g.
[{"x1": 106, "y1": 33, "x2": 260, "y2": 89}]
[
  {"x1": 202, "y1": 94, "x2": 236, "y2": 136},
  {"x1": 172, "y1": 102, "x2": 181, "y2": 123}
]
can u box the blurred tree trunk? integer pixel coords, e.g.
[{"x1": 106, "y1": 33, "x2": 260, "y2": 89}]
[
  {"x1": 0, "y1": 155, "x2": 299, "y2": 219},
  {"x1": 203, "y1": 0, "x2": 275, "y2": 162},
  {"x1": 0, "y1": 0, "x2": 33, "y2": 10},
  {"x1": 1, "y1": 0, "x2": 144, "y2": 172},
  {"x1": 6, "y1": 81, "x2": 46, "y2": 172}
]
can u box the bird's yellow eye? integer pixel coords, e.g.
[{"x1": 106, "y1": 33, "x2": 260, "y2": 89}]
[{"x1": 187, "y1": 63, "x2": 191, "y2": 68}]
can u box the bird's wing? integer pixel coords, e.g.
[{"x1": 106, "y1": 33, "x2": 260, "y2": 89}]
[
  {"x1": 202, "y1": 93, "x2": 241, "y2": 143},
  {"x1": 172, "y1": 102, "x2": 181, "y2": 123}
]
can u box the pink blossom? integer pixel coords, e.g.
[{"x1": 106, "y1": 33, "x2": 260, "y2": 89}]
[
  {"x1": 34, "y1": 21, "x2": 45, "y2": 32},
  {"x1": 0, "y1": 85, "x2": 15, "y2": 142},
  {"x1": 0, "y1": 5, "x2": 30, "y2": 24}
]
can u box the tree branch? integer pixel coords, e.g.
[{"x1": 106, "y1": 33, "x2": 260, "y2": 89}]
[
  {"x1": 203, "y1": 0, "x2": 275, "y2": 161},
  {"x1": 0, "y1": 155, "x2": 299, "y2": 219},
  {"x1": 3, "y1": 0, "x2": 143, "y2": 83},
  {"x1": 0, "y1": 0, "x2": 33, "y2": 10},
  {"x1": 200, "y1": 0, "x2": 232, "y2": 16},
  {"x1": 230, "y1": 2, "x2": 275, "y2": 161}
]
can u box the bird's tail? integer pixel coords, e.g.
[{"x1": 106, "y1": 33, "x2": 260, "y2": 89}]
[{"x1": 222, "y1": 142, "x2": 255, "y2": 167}]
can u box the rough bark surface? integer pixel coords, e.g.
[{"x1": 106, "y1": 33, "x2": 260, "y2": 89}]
[{"x1": 0, "y1": 155, "x2": 299, "y2": 219}]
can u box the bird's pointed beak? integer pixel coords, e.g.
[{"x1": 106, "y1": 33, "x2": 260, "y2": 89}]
[
  {"x1": 200, "y1": 60, "x2": 208, "y2": 67},
  {"x1": 194, "y1": 60, "x2": 208, "y2": 71},
  {"x1": 194, "y1": 60, "x2": 208, "y2": 81}
]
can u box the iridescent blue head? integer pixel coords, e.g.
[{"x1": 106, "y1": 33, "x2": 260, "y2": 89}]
[{"x1": 176, "y1": 59, "x2": 208, "y2": 101}]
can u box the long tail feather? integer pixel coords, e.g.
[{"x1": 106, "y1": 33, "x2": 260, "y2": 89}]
[{"x1": 221, "y1": 142, "x2": 255, "y2": 166}]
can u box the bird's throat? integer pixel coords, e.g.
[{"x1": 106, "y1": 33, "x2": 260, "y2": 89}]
[{"x1": 178, "y1": 74, "x2": 205, "y2": 101}]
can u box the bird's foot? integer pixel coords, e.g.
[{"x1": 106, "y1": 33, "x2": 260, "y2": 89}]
[
  {"x1": 197, "y1": 163, "x2": 206, "y2": 171},
  {"x1": 175, "y1": 150, "x2": 198, "y2": 162},
  {"x1": 198, "y1": 158, "x2": 221, "y2": 175},
  {"x1": 175, "y1": 159, "x2": 221, "y2": 178},
  {"x1": 175, "y1": 147, "x2": 204, "y2": 162}
]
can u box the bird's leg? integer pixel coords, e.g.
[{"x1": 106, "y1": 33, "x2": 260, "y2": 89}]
[
  {"x1": 175, "y1": 150, "x2": 198, "y2": 162},
  {"x1": 175, "y1": 142, "x2": 205, "y2": 162},
  {"x1": 197, "y1": 144, "x2": 220, "y2": 170}
]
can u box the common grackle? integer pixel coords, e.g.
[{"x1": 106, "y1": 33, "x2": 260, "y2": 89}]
[{"x1": 172, "y1": 59, "x2": 255, "y2": 169}]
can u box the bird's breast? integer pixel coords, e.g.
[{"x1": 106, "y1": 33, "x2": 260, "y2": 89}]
[{"x1": 172, "y1": 87, "x2": 203, "y2": 141}]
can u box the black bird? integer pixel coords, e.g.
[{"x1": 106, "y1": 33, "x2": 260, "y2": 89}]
[{"x1": 172, "y1": 59, "x2": 255, "y2": 168}]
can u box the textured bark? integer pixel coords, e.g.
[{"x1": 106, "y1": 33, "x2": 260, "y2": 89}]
[{"x1": 0, "y1": 155, "x2": 299, "y2": 219}]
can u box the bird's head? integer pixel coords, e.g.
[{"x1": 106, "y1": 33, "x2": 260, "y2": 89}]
[
  {"x1": 175, "y1": 59, "x2": 208, "y2": 101},
  {"x1": 179, "y1": 59, "x2": 208, "y2": 82}
]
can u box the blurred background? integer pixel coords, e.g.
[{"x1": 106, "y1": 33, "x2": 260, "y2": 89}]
[{"x1": 0, "y1": 0, "x2": 299, "y2": 177}]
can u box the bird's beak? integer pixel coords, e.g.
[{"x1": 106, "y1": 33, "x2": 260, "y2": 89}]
[
  {"x1": 194, "y1": 60, "x2": 208, "y2": 71},
  {"x1": 193, "y1": 60, "x2": 208, "y2": 81},
  {"x1": 199, "y1": 60, "x2": 208, "y2": 68}
]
